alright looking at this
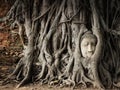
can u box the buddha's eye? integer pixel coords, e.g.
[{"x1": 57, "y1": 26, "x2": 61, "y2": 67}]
[
  {"x1": 91, "y1": 42, "x2": 96, "y2": 46},
  {"x1": 84, "y1": 42, "x2": 88, "y2": 46}
]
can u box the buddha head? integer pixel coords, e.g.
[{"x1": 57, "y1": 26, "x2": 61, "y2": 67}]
[{"x1": 80, "y1": 31, "x2": 97, "y2": 58}]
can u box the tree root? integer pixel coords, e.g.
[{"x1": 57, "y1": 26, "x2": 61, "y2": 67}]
[
  {"x1": 35, "y1": 63, "x2": 46, "y2": 81},
  {"x1": 49, "y1": 79, "x2": 60, "y2": 86},
  {"x1": 78, "y1": 74, "x2": 93, "y2": 88},
  {"x1": 59, "y1": 79, "x2": 75, "y2": 89},
  {"x1": 2, "y1": 59, "x2": 24, "y2": 85},
  {"x1": 113, "y1": 82, "x2": 120, "y2": 88},
  {"x1": 2, "y1": 74, "x2": 17, "y2": 85},
  {"x1": 41, "y1": 78, "x2": 49, "y2": 85},
  {"x1": 16, "y1": 75, "x2": 31, "y2": 88}
]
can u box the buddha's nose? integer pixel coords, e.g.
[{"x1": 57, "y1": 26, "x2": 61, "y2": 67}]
[{"x1": 88, "y1": 44, "x2": 93, "y2": 52}]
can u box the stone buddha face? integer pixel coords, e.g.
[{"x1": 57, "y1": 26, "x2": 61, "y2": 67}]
[{"x1": 80, "y1": 31, "x2": 97, "y2": 58}]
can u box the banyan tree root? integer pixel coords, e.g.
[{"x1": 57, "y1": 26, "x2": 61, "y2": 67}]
[{"x1": 2, "y1": 55, "x2": 33, "y2": 88}]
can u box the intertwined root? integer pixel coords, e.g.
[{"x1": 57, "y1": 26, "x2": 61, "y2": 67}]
[
  {"x1": 60, "y1": 79, "x2": 75, "y2": 88},
  {"x1": 48, "y1": 70, "x2": 94, "y2": 89},
  {"x1": 78, "y1": 74, "x2": 93, "y2": 88},
  {"x1": 113, "y1": 82, "x2": 120, "y2": 89}
]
